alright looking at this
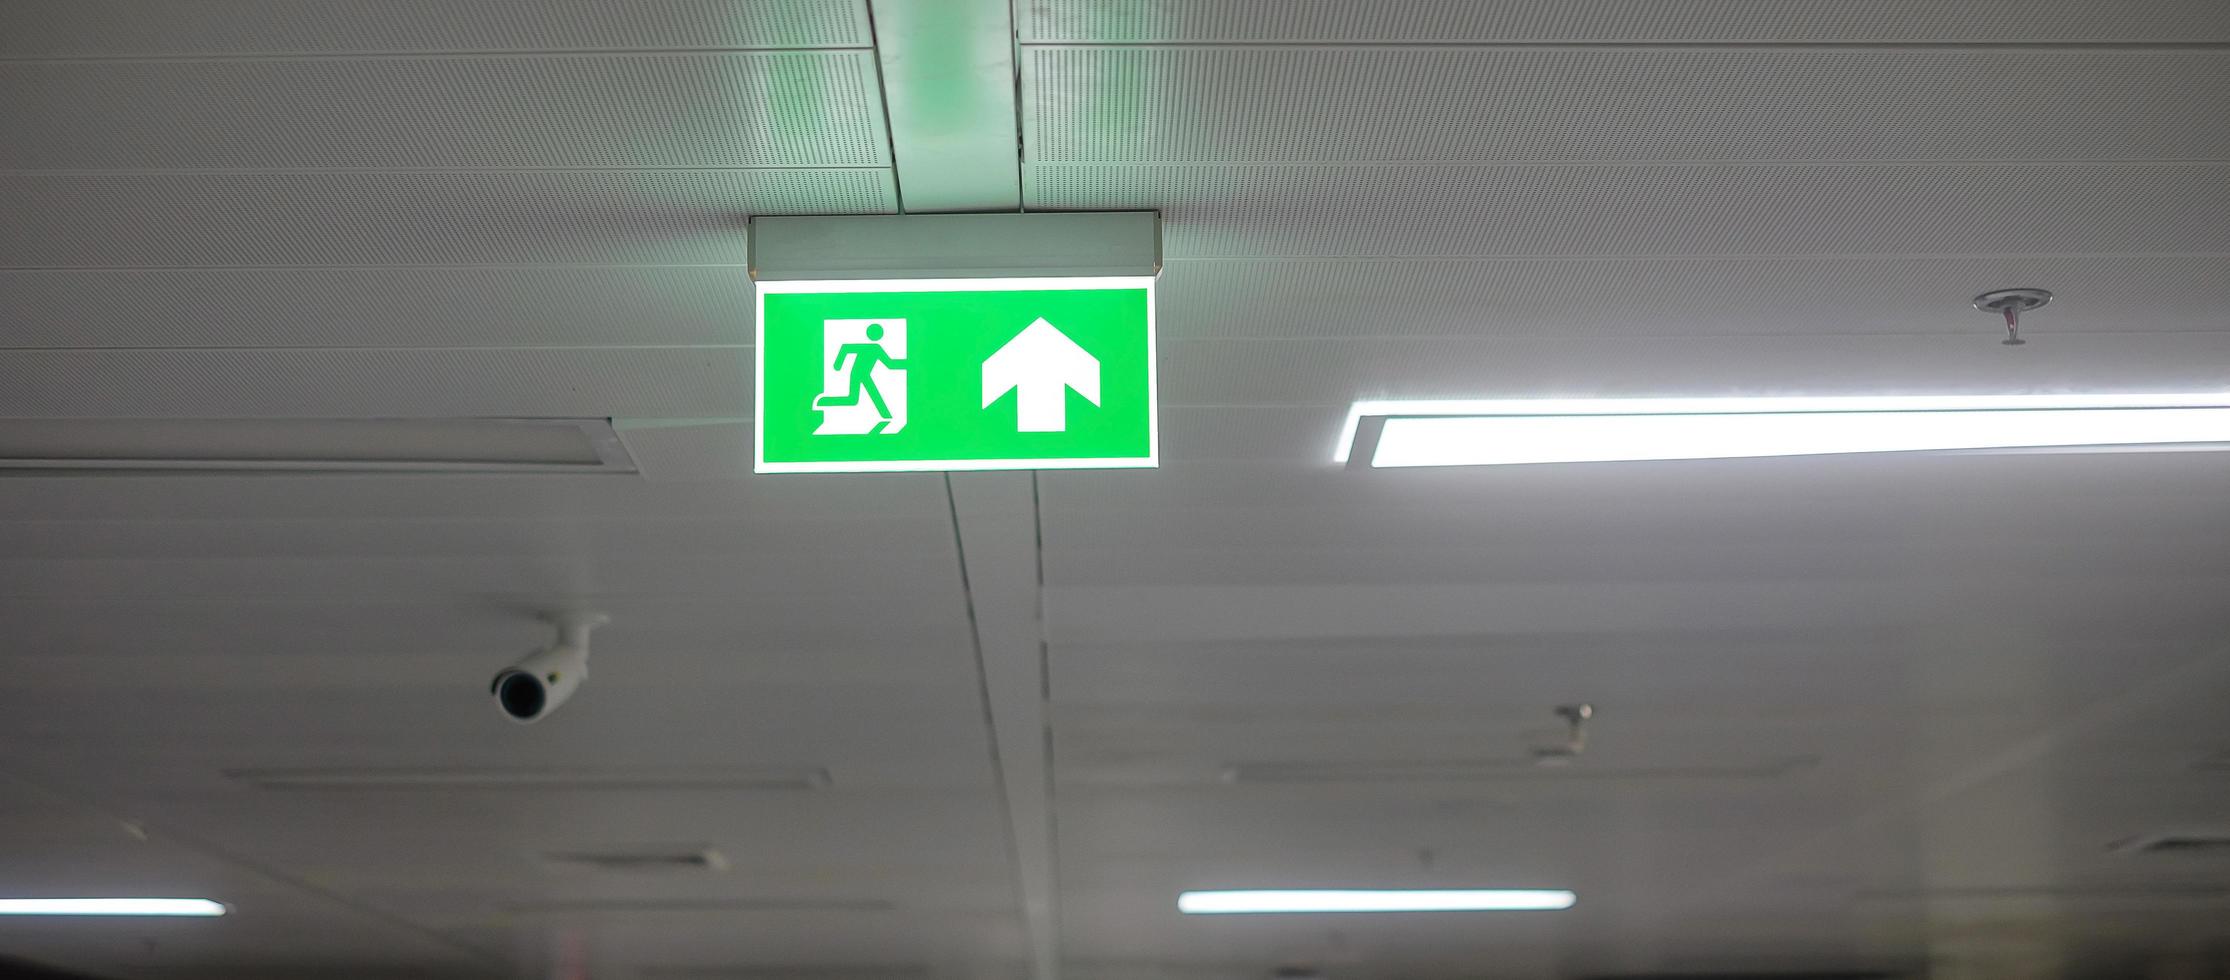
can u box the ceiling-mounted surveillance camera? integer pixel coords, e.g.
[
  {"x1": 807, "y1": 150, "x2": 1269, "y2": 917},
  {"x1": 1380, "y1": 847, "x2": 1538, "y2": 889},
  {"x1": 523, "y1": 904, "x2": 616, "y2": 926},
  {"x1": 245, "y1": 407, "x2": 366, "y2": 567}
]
[
  {"x1": 1528, "y1": 702, "x2": 1594, "y2": 767},
  {"x1": 491, "y1": 612, "x2": 608, "y2": 724}
]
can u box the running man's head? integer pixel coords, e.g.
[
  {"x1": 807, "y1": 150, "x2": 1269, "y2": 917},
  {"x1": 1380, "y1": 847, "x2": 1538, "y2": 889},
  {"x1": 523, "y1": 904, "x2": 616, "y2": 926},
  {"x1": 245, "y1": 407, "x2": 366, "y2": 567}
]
[{"x1": 865, "y1": 323, "x2": 884, "y2": 342}]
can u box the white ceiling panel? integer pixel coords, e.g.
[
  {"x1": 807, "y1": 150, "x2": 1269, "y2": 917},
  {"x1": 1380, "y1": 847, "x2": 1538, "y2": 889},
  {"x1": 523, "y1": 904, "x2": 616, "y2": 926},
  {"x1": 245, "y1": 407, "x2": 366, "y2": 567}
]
[
  {"x1": 1155, "y1": 331, "x2": 2230, "y2": 408},
  {"x1": 0, "y1": 596, "x2": 963, "y2": 690},
  {"x1": 1040, "y1": 459, "x2": 2230, "y2": 568},
  {"x1": 1151, "y1": 407, "x2": 1351, "y2": 463},
  {"x1": 1027, "y1": 48, "x2": 2230, "y2": 164},
  {"x1": 134, "y1": 790, "x2": 1019, "y2": 902},
  {"x1": 1154, "y1": 256, "x2": 2230, "y2": 340},
  {"x1": 1040, "y1": 501, "x2": 2230, "y2": 590},
  {"x1": 616, "y1": 422, "x2": 767, "y2": 482},
  {"x1": 1047, "y1": 633, "x2": 1968, "y2": 725},
  {"x1": 474, "y1": 912, "x2": 1024, "y2": 980},
  {"x1": 7, "y1": 0, "x2": 2230, "y2": 977},
  {"x1": 538, "y1": 914, "x2": 1020, "y2": 980},
  {"x1": 0, "y1": 170, "x2": 892, "y2": 268},
  {"x1": 0, "y1": 784, "x2": 496, "y2": 979},
  {"x1": 1040, "y1": 469, "x2": 2229, "y2": 720},
  {"x1": 5, "y1": 668, "x2": 1000, "y2": 786},
  {"x1": 1051, "y1": 785, "x2": 1889, "y2": 882},
  {"x1": 1047, "y1": 643, "x2": 2185, "y2": 767},
  {"x1": 1045, "y1": 447, "x2": 2230, "y2": 513},
  {"x1": 1, "y1": 616, "x2": 1002, "y2": 802},
  {"x1": 0, "y1": 267, "x2": 753, "y2": 349},
  {"x1": 1052, "y1": 900, "x2": 1631, "y2": 980},
  {"x1": 1046, "y1": 528, "x2": 2230, "y2": 599},
  {"x1": 1040, "y1": 575, "x2": 2230, "y2": 646},
  {"x1": 2, "y1": 663, "x2": 991, "y2": 782},
  {"x1": 0, "y1": 513, "x2": 951, "y2": 564},
  {"x1": 0, "y1": 0, "x2": 870, "y2": 57},
  {"x1": 0, "y1": 547, "x2": 946, "y2": 602},
  {"x1": 124, "y1": 966, "x2": 490, "y2": 980},
  {"x1": 0, "y1": 470, "x2": 945, "y2": 523},
  {"x1": 1038, "y1": 455, "x2": 2230, "y2": 605},
  {"x1": 1028, "y1": 163, "x2": 2230, "y2": 258},
  {"x1": 0, "y1": 348, "x2": 747, "y2": 419},
  {"x1": 1020, "y1": 0, "x2": 2230, "y2": 43},
  {"x1": 3, "y1": 53, "x2": 887, "y2": 171},
  {"x1": 0, "y1": 902, "x2": 488, "y2": 980},
  {"x1": 1041, "y1": 579, "x2": 2230, "y2": 977}
]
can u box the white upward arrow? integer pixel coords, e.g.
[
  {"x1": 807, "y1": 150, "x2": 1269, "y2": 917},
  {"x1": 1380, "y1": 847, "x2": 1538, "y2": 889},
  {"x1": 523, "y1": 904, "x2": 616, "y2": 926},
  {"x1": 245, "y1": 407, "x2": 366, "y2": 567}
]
[{"x1": 982, "y1": 318, "x2": 1101, "y2": 433}]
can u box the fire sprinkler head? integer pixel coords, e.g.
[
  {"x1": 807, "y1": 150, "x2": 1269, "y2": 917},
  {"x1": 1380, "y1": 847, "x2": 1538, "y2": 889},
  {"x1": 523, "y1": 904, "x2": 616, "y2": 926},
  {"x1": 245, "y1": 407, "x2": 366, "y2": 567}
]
[{"x1": 1974, "y1": 288, "x2": 2052, "y2": 346}]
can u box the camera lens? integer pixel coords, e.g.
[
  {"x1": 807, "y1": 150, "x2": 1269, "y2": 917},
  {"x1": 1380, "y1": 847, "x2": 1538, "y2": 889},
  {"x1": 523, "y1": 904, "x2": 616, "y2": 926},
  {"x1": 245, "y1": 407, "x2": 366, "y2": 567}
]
[{"x1": 494, "y1": 671, "x2": 547, "y2": 720}]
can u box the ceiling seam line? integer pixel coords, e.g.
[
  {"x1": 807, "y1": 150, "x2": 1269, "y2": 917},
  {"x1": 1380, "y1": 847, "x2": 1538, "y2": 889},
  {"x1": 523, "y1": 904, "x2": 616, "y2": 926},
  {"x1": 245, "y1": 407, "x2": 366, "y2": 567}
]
[
  {"x1": 1008, "y1": 0, "x2": 1030, "y2": 210},
  {"x1": 942, "y1": 473, "x2": 1037, "y2": 976},
  {"x1": 1029, "y1": 471, "x2": 1064, "y2": 965},
  {"x1": 861, "y1": 1, "x2": 908, "y2": 213}
]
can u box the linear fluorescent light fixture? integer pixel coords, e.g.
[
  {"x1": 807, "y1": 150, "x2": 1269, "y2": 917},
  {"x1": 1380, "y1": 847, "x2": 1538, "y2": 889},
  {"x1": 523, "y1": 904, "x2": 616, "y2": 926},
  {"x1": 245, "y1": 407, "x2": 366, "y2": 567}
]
[
  {"x1": 1178, "y1": 889, "x2": 1576, "y2": 914},
  {"x1": 0, "y1": 418, "x2": 635, "y2": 474},
  {"x1": 0, "y1": 898, "x2": 225, "y2": 916},
  {"x1": 1337, "y1": 393, "x2": 2230, "y2": 469}
]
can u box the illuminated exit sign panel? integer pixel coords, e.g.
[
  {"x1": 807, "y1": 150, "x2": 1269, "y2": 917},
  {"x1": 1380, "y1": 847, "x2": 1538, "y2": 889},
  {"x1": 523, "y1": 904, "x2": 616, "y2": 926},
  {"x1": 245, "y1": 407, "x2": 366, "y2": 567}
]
[{"x1": 755, "y1": 277, "x2": 1157, "y2": 473}]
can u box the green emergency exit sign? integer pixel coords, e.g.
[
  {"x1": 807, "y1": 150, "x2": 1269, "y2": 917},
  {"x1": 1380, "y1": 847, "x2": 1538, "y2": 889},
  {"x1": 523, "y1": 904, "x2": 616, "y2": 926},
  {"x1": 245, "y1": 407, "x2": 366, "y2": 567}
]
[{"x1": 755, "y1": 277, "x2": 1157, "y2": 473}]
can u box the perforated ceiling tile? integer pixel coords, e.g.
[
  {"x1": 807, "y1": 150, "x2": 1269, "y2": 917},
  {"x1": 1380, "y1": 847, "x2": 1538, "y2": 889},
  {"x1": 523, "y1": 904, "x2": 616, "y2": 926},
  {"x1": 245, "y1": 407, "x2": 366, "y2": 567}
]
[
  {"x1": 1, "y1": 170, "x2": 893, "y2": 267},
  {"x1": 1020, "y1": 0, "x2": 2230, "y2": 43},
  {"x1": 1026, "y1": 47, "x2": 2230, "y2": 164},
  {"x1": 1154, "y1": 256, "x2": 2230, "y2": 340},
  {"x1": 0, "y1": 348, "x2": 747, "y2": 419},
  {"x1": 2, "y1": 53, "x2": 888, "y2": 170},
  {"x1": 0, "y1": 268, "x2": 754, "y2": 349},
  {"x1": 1025, "y1": 163, "x2": 2230, "y2": 258},
  {"x1": 0, "y1": 0, "x2": 870, "y2": 56}
]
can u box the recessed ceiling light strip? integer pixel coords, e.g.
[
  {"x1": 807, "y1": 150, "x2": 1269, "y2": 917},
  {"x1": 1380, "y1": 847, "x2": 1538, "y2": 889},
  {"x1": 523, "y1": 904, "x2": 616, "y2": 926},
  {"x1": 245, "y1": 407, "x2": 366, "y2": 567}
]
[
  {"x1": 1178, "y1": 889, "x2": 1576, "y2": 914},
  {"x1": 1338, "y1": 394, "x2": 2230, "y2": 469},
  {"x1": 0, "y1": 898, "x2": 225, "y2": 917}
]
